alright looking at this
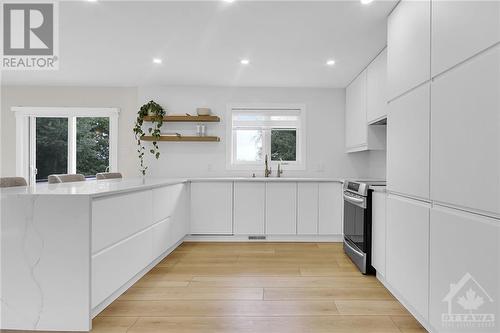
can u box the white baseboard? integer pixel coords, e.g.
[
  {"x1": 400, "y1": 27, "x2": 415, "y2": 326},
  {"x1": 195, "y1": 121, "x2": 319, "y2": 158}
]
[
  {"x1": 185, "y1": 234, "x2": 343, "y2": 242},
  {"x1": 376, "y1": 272, "x2": 436, "y2": 333},
  {"x1": 90, "y1": 237, "x2": 185, "y2": 320}
]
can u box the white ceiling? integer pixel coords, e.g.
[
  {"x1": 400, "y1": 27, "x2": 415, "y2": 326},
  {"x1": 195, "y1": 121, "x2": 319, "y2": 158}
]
[{"x1": 2, "y1": 0, "x2": 396, "y2": 88}]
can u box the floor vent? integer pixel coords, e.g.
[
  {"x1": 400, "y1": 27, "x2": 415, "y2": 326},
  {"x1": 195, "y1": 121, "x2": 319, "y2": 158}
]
[{"x1": 248, "y1": 235, "x2": 266, "y2": 240}]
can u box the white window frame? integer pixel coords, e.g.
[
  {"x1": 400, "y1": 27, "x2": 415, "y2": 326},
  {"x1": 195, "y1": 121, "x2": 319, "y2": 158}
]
[
  {"x1": 226, "y1": 103, "x2": 306, "y2": 171},
  {"x1": 12, "y1": 107, "x2": 120, "y2": 184}
]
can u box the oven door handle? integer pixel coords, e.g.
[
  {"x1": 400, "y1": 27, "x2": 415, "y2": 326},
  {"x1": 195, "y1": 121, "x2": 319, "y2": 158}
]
[{"x1": 343, "y1": 194, "x2": 365, "y2": 204}]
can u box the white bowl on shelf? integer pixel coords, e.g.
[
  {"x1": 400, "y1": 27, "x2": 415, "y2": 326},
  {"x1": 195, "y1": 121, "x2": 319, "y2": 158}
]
[{"x1": 196, "y1": 107, "x2": 211, "y2": 116}]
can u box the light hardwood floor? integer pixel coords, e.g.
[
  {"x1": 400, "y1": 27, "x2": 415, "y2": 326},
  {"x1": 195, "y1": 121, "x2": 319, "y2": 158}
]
[{"x1": 92, "y1": 242, "x2": 427, "y2": 333}]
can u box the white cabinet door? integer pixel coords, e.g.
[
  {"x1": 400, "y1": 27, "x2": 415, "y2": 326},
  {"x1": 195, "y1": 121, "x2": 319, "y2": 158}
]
[
  {"x1": 367, "y1": 48, "x2": 388, "y2": 123},
  {"x1": 297, "y1": 183, "x2": 319, "y2": 235},
  {"x1": 234, "y1": 182, "x2": 265, "y2": 235},
  {"x1": 345, "y1": 70, "x2": 367, "y2": 150},
  {"x1": 431, "y1": 45, "x2": 500, "y2": 215},
  {"x1": 152, "y1": 183, "x2": 185, "y2": 223},
  {"x1": 387, "y1": 83, "x2": 430, "y2": 199},
  {"x1": 92, "y1": 190, "x2": 153, "y2": 254},
  {"x1": 429, "y1": 205, "x2": 499, "y2": 331},
  {"x1": 371, "y1": 191, "x2": 386, "y2": 276},
  {"x1": 170, "y1": 183, "x2": 188, "y2": 244},
  {"x1": 387, "y1": 0, "x2": 430, "y2": 100},
  {"x1": 190, "y1": 182, "x2": 233, "y2": 234},
  {"x1": 152, "y1": 218, "x2": 173, "y2": 259},
  {"x1": 92, "y1": 228, "x2": 153, "y2": 308},
  {"x1": 318, "y1": 182, "x2": 342, "y2": 235},
  {"x1": 386, "y1": 194, "x2": 430, "y2": 321},
  {"x1": 432, "y1": 0, "x2": 500, "y2": 76},
  {"x1": 266, "y1": 183, "x2": 297, "y2": 235}
]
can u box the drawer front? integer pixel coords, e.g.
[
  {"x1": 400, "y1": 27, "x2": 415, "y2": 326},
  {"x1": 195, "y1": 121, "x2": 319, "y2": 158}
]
[
  {"x1": 153, "y1": 184, "x2": 185, "y2": 223},
  {"x1": 92, "y1": 190, "x2": 153, "y2": 254},
  {"x1": 91, "y1": 228, "x2": 153, "y2": 308},
  {"x1": 152, "y1": 218, "x2": 173, "y2": 259}
]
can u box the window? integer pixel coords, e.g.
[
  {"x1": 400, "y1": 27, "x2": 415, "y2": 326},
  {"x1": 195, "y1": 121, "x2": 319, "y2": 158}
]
[
  {"x1": 227, "y1": 105, "x2": 305, "y2": 169},
  {"x1": 13, "y1": 107, "x2": 119, "y2": 183}
]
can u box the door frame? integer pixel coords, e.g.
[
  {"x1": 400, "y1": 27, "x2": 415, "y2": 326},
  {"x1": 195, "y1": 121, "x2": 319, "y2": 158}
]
[{"x1": 12, "y1": 107, "x2": 120, "y2": 184}]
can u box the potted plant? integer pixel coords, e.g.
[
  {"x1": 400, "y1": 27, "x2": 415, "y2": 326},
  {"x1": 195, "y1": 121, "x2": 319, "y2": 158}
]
[{"x1": 133, "y1": 100, "x2": 166, "y2": 175}]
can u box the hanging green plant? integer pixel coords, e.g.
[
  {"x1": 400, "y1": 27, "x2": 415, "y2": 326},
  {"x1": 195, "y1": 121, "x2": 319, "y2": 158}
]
[{"x1": 133, "y1": 100, "x2": 166, "y2": 175}]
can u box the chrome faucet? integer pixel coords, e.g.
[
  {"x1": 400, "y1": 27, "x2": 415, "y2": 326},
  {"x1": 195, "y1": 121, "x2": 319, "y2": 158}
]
[
  {"x1": 264, "y1": 154, "x2": 272, "y2": 177},
  {"x1": 277, "y1": 163, "x2": 283, "y2": 178}
]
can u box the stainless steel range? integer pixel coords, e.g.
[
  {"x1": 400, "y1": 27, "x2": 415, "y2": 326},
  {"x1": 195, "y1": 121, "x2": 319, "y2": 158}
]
[{"x1": 343, "y1": 180, "x2": 384, "y2": 274}]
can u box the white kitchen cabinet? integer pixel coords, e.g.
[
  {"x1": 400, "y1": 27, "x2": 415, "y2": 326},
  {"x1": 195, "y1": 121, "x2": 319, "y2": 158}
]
[
  {"x1": 234, "y1": 182, "x2": 265, "y2": 235},
  {"x1": 346, "y1": 70, "x2": 386, "y2": 153},
  {"x1": 387, "y1": 83, "x2": 430, "y2": 200},
  {"x1": 318, "y1": 182, "x2": 342, "y2": 235},
  {"x1": 387, "y1": 0, "x2": 430, "y2": 100},
  {"x1": 265, "y1": 182, "x2": 297, "y2": 235},
  {"x1": 152, "y1": 183, "x2": 185, "y2": 223},
  {"x1": 92, "y1": 227, "x2": 153, "y2": 308},
  {"x1": 367, "y1": 48, "x2": 388, "y2": 124},
  {"x1": 346, "y1": 70, "x2": 367, "y2": 150},
  {"x1": 431, "y1": 0, "x2": 500, "y2": 77},
  {"x1": 429, "y1": 205, "x2": 500, "y2": 331},
  {"x1": 190, "y1": 182, "x2": 233, "y2": 234},
  {"x1": 371, "y1": 190, "x2": 386, "y2": 276},
  {"x1": 169, "y1": 183, "x2": 189, "y2": 244},
  {"x1": 92, "y1": 190, "x2": 153, "y2": 254},
  {"x1": 297, "y1": 182, "x2": 319, "y2": 235},
  {"x1": 386, "y1": 194, "x2": 430, "y2": 321},
  {"x1": 431, "y1": 45, "x2": 500, "y2": 216}
]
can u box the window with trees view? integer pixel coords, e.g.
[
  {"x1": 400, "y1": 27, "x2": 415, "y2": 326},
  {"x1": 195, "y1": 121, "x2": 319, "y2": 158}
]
[
  {"x1": 13, "y1": 107, "x2": 119, "y2": 184},
  {"x1": 228, "y1": 105, "x2": 305, "y2": 170}
]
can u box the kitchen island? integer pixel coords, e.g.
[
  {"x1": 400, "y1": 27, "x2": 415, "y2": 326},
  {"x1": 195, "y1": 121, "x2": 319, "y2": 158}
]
[{"x1": 0, "y1": 178, "x2": 188, "y2": 331}]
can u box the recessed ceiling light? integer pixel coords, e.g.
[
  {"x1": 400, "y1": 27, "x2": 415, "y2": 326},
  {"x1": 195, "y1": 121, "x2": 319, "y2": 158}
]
[
  {"x1": 223, "y1": 0, "x2": 235, "y2": 3},
  {"x1": 153, "y1": 58, "x2": 163, "y2": 64},
  {"x1": 326, "y1": 59, "x2": 336, "y2": 66},
  {"x1": 87, "y1": 0, "x2": 98, "y2": 2},
  {"x1": 240, "y1": 59, "x2": 250, "y2": 65},
  {"x1": 361, "y1": 0, "x2": 374, "y2": 4}
]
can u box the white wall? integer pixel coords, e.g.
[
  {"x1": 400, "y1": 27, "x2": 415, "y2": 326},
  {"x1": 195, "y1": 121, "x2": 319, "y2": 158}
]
[
  {"x1": 1, "y1": 86, "x2": 138, "y2": 177},
  {"x1": 139, "y1": 86, "x2": 386, "y2": 179},
  {"x1": 0, "y1": 85, "x2": 386, "y2": 180}
]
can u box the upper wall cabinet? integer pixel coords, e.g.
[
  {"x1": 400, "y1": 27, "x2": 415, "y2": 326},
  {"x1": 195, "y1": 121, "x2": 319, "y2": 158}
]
[
  {"x1": 431, "y1": 45, "x2": 500, "y2": 216},
  {"x1": 367, "y1": 48, "x2": 388, "y2": 124},
  {"x1": 387, "y1": 0, "x2": 430, "y2": 100},
  {"x1": 431, "y1": 0, "x2": 500, "y2": 77},
  {"x1": 346, "y1": 70, "x2": 368, "y2": 150},
  {"x1": 345, "y1": 70, "x2": 386, "y2": 153},
  {"x1": 387, "y1": 83, "x2": 430, "y2": 200}
]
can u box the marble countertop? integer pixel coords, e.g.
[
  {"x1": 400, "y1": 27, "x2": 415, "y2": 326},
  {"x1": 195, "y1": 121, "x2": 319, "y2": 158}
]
[
  {"x1": 190, "y1": 177, "x2": 345, "y2": 182},
  {"x1": 1, "y1": 177, "x2": 386, "y2": 197},
  {"x1": 0, "y1": 178, "x2": 188, "y2": 197}
]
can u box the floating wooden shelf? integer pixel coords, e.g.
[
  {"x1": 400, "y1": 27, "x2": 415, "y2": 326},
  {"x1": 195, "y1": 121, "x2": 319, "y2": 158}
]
[
  {"x1": 142, "y1": 135, "x2": 220, "y2": 142},
  {"x1": 143, "y1": 115, "x2": 220, "y2": 122}
]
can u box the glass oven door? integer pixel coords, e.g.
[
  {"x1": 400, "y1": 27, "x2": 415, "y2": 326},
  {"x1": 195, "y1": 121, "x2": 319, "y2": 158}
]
[{"x1": 343, "y1": 196, "x2": 367, "y2": 252}]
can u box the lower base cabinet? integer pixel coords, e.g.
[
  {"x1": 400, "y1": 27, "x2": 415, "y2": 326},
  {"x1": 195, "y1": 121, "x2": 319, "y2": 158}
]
[
  {"x1": 92, "y1": 228, "x2": 153, "y2": 308},
  {"x1": 319, "y1": 182, "x2": 343, "y2": 235},
  {"x1": 386, "y1": 194, "x2": 430, "y2": 321},
  {"x1": 266, "y1": 183, "x2": 297, "y2": 235},
  {"x1": 190, "y1": 182, "x2": 233, "y2": 234},
  {"x1": 371, "y1": 191, "x2": 386, "y2": 276},
  {"x1": 234, "y1": 182, "x2": 265, "y2": 235},
  {"x1": 429, "y1": 205, "x2": 500, "y2": 332}
]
